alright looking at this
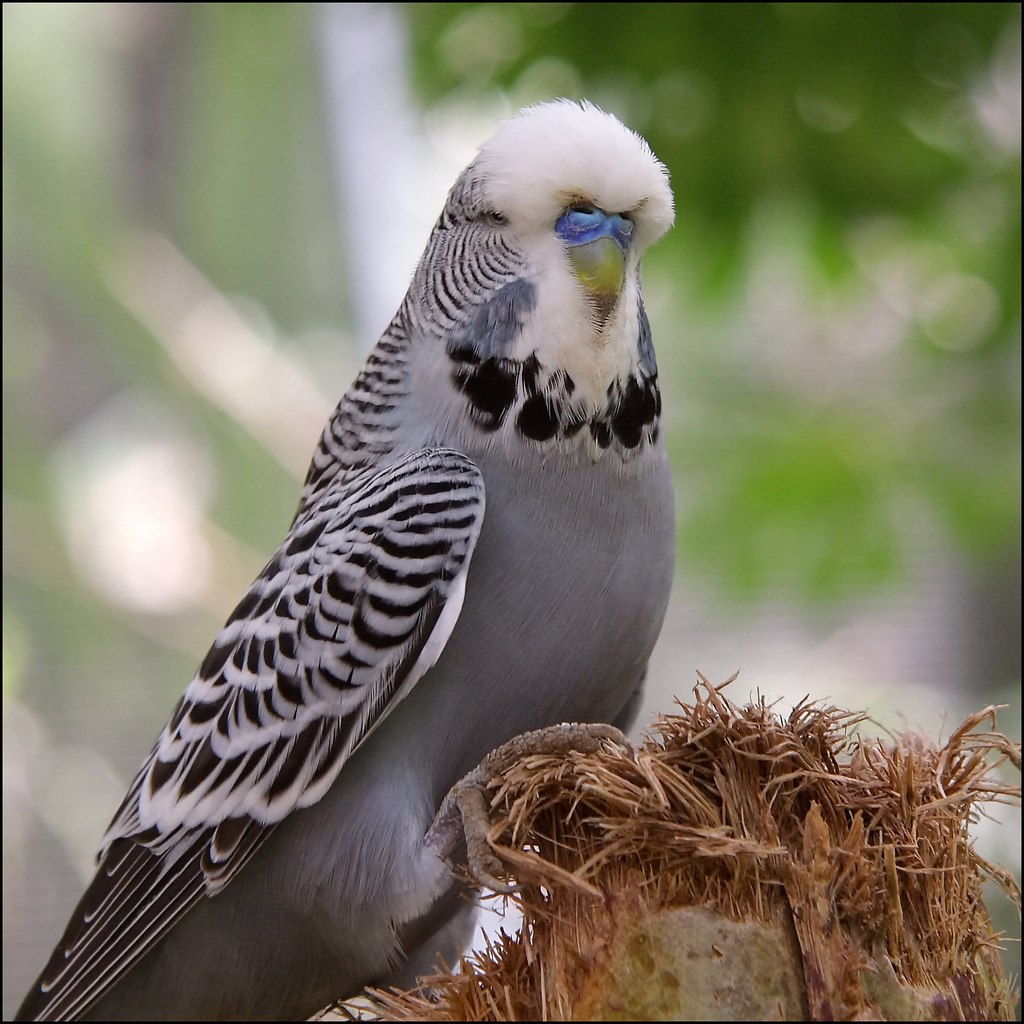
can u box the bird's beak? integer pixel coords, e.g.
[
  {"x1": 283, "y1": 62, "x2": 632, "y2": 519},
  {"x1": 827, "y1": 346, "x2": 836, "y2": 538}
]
[
  {"x1": 566, "y1": 236, "x2": 626, "y2": 313},
  {"x1": 557, "y1": 209, "x2": 632, "y2": 324}
]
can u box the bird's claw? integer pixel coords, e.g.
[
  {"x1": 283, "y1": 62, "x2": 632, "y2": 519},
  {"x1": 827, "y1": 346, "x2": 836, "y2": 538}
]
[{"x1": 424, "y1": 722, "x2": 634, "y2": 893}]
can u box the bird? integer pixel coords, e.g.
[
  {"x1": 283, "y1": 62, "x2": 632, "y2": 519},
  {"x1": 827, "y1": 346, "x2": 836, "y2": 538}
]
[{"x1": 16, "y1": 98, "x2": 676, "y2": 1021}]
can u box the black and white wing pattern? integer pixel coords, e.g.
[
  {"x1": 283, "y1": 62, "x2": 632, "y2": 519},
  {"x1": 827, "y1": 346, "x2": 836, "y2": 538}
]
[{"x1": 19, "y1": 447, "x2": 485, "y2": 1022}]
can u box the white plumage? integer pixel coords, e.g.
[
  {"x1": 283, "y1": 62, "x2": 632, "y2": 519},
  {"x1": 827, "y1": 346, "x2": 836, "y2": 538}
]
[{"x1": 476, "y1": 100, "x2": 674, "y2": 246}]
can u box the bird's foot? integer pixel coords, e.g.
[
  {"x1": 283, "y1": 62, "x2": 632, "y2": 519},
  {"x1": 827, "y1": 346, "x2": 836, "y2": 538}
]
[{"x1": 423, "y1": 722, "x2": 632, "y2": 894}]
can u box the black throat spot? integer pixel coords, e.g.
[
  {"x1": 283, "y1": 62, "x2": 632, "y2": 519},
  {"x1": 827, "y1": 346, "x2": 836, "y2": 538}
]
[
  {"x1": 450, "y1": 347, "x2": 660, "y2": 453},
  {"x1": 449, "y1": 351, "x2": 518, "y2": 431},
  {"x1": 608, "y1": 375, "x2": 661, "y2": 449},
  {"x1": 445, "y1": 296, "x2": 660, "y2": 453}
]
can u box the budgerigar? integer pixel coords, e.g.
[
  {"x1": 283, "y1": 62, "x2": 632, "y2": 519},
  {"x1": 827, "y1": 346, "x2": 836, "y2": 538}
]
[{"x1": 16, "y1": 99, "x2": 676, "y2": 1021}]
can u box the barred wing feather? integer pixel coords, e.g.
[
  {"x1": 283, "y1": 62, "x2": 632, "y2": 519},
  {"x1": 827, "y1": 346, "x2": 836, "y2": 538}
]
[{"x1": 21, "y1": 447, "x2": 485, "y2": 1021}]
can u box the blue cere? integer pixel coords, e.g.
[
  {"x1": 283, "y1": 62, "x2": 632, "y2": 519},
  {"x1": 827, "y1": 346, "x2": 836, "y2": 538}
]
[{"x1": 555, "y1": 206, "x2": 633, "y2": 250}]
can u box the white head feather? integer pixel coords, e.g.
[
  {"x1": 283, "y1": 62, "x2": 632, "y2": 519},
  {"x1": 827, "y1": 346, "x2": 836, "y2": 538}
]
[
  {"x1": 467, "y1": 100, "x2": 674, "y2": 413},
  {"x1": 475, "y1": 99, "x2": 674, "y2": 251}
]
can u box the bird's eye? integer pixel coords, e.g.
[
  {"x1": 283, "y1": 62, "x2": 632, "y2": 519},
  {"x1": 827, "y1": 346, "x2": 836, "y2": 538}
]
[{"x1": 483, "y1": 209, "x2": 508, "y2": 226}]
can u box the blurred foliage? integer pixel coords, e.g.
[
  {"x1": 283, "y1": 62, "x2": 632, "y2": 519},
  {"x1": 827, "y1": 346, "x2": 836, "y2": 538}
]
[
  {"x1": 4, "y1": 6, "x2": 350, "y2": 1010},
  {"x1": 4, "y1": 3, "x2": 341, "y2": 707}
]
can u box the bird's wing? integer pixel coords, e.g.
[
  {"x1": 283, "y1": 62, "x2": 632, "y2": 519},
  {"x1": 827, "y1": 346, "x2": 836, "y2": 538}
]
[{"x1": 18, "y1": 446, "x2": 485, "y2": 1022}]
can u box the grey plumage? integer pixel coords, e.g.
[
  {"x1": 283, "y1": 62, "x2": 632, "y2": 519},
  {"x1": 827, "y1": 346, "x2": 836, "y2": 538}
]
[{"x1": 16, "y1": 99, "x2": 675, "y2": 1021}]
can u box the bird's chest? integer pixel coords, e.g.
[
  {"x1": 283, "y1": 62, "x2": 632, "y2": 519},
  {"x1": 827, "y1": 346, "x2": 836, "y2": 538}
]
[
  {"x1": 471, "y1": 447, "x2": 671, "y2": 607},
  {"x1": 418, "y1": 443, "x2": 676, "y2": 778}
]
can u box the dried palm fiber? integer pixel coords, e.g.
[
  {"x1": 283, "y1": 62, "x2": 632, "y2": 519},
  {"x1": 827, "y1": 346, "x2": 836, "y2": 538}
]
[{"x1": 355, "y1": 678, "x2": 1020, "y2": 1021}]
